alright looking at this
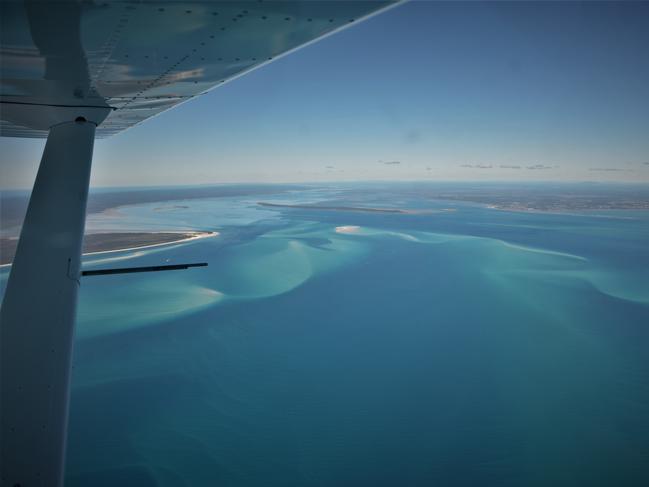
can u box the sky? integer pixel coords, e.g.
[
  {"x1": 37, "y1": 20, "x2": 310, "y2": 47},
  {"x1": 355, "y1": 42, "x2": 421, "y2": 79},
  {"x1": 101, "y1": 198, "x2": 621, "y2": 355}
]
[{"x1": 2, "y1": 0, "x2": 649, "y2": 189}]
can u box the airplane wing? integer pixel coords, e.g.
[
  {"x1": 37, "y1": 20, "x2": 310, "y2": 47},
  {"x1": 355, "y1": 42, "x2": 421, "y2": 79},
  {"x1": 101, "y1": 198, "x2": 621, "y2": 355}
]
[
  {"x1": 0, "y1": 2, "x2": 401, "y2": 487},
  {"x1": 1, "y1": 0, "x2": 398, "y2": 138}
]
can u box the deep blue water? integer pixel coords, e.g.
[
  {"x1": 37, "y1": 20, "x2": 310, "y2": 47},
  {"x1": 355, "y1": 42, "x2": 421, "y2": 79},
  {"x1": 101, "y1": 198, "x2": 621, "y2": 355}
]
[{"x1": 2, "y1": 184, "x2": 648, "y2": 486}]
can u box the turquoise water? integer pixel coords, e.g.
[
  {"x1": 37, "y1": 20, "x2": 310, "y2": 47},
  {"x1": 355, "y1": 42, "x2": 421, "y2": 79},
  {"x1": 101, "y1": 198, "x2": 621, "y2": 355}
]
[{"x1": 3, "y1": 185, "x2": 649, "y2": 485}]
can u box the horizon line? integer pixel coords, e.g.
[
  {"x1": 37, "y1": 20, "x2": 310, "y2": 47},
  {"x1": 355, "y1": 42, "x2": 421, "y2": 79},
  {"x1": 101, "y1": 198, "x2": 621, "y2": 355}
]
[{"x1": 3, "y1": 178, "x2": 649, "y2": 193}]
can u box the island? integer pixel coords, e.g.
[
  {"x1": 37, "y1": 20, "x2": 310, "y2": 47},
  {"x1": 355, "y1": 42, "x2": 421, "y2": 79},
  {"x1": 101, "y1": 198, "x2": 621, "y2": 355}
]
[
  {"x1": 257, "y1": 202, "x2": 453, "y2": 214},
  {"x1": 257, "y1": 202, "x2": 408, "y2": 213}
]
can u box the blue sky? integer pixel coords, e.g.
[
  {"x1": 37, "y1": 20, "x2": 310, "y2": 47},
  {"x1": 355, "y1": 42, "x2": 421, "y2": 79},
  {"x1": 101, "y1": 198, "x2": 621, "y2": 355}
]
[{"x1": 2, "y1": 1, "x2": 649, "y2": 189}]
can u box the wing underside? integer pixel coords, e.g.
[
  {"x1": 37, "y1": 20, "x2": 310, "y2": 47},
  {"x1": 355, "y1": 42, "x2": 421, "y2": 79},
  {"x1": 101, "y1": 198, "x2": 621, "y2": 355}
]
[{"x1": 1, "y1": 0, "x2": 398, "y2": 138}]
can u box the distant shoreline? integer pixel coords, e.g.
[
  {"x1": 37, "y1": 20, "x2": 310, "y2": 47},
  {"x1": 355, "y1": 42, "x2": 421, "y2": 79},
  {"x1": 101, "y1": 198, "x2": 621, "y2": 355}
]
[
  {"x1": 257, "y1": 202, "x2": 408, "y2": 213},
  {"x1": 485, "y1": 204, "x2": 649, "y2": 215},
  {"x1": 0, "y1": 231, "x2": 217, "y2": 267},
  {"x1": 257, "y1": 202, "x2": 455, "y2": 215}
]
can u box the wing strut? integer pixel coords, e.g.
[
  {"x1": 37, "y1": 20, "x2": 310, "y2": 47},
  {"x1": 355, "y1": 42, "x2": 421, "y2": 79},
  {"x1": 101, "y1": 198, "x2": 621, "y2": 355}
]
[{"x1": 1, "y1": 119, "x2": 97, "y2": 487}]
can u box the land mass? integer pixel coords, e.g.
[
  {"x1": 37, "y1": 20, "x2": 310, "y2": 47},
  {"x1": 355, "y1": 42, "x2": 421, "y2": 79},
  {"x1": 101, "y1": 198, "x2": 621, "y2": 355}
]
[
  {"x1": 427, "y1": 192, "x2": 649, "y2": 212},
  {"x1": 0, "y1": 184, "x2": 307, "y2": 233},
  {"x1": 339, "y1": 182, "x2": 649, "y2": 212},
  {"x1": 0, "y1": 231, "x2": 216, "y2": 266}
]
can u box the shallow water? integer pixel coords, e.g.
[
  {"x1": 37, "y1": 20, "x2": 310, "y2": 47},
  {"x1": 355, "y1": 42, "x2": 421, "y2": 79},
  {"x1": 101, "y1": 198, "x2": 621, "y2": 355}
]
[{"x1": 2, "y1": 185, "x2": 648, "y2": 486}]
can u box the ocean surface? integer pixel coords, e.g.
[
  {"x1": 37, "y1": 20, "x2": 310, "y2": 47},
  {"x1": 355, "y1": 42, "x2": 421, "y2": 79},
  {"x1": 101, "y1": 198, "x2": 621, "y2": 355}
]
[{"x1": 2, "y1": 183, "x2": 649, "y2": 486}]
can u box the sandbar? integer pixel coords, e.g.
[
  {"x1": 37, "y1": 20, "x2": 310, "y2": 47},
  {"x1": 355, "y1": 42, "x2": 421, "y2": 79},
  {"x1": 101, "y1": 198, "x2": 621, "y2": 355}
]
[{"x1": 0, "y1": 231, "x2": 217, "y2": 266}]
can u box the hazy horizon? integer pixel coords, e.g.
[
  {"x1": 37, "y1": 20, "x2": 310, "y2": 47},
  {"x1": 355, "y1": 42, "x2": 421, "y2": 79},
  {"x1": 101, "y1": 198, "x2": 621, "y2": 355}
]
[
  {"x1": 2, "y1": 1, "x2": 649, "y2": 188},
  {"x1": 3, "y1": 178, "x2": 649, "y2": 193}
]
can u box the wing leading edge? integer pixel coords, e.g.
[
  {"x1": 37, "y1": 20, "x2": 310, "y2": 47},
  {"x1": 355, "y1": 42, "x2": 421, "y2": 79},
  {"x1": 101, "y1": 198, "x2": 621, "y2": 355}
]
[{"x1": 1, "y1": 0, "x2": 400, "y2": 138}]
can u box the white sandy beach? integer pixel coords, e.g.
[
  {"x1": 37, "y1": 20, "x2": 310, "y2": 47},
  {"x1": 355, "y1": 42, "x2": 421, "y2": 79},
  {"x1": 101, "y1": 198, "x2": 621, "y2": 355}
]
[
  {"x1": 0, "y1": 231, "x2": 219, "y2": 268},
  {"x1": 83, "y1": 231, "x2": 219, "y2": 257}
]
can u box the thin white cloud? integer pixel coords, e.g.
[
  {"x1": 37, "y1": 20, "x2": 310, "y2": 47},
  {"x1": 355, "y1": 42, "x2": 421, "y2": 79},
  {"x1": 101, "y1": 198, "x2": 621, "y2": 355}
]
[{"x1": 459, "y1": 164, "x2": 492, "y2": 169}]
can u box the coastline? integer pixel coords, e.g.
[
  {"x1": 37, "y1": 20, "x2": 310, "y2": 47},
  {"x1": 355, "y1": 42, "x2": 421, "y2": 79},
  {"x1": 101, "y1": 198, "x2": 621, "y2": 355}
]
[
  {"x1": 257, "y1": 202, "x2": 455, "y2": 215},
  {"x1": 0, "y1": 231, "x2": 218, "y2": 268},
  {"x1": 485, "y1": 204, "x2": 646, "y2": 218}
]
